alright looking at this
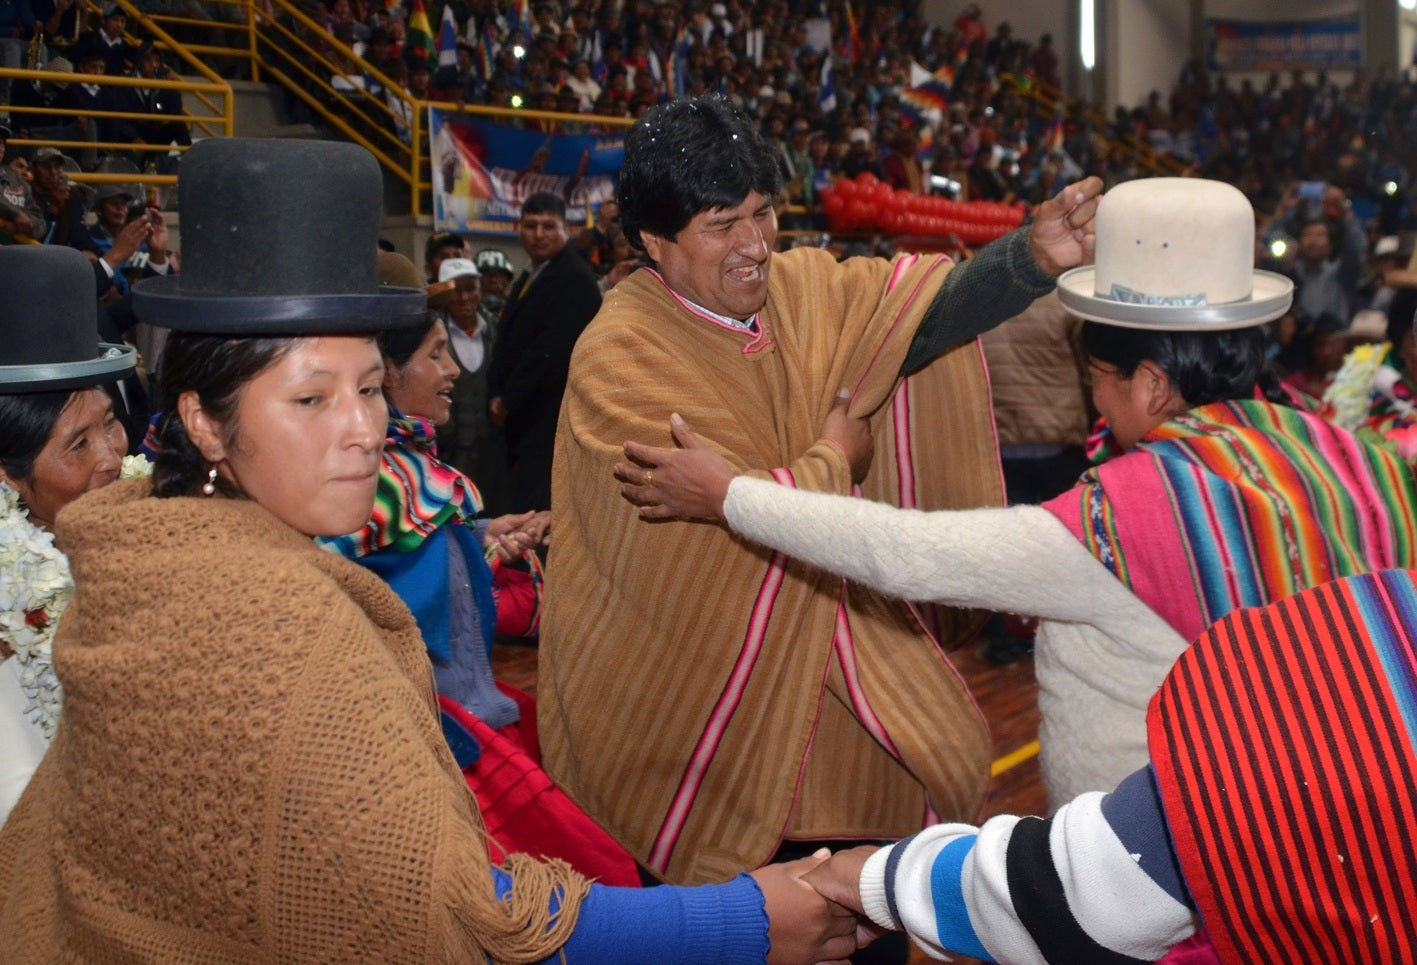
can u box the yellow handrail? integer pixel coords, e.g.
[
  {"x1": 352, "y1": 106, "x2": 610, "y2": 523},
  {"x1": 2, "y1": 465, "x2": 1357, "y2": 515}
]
[{"x1": 0, "y1": 61, "x2": 231, "y2": 182}]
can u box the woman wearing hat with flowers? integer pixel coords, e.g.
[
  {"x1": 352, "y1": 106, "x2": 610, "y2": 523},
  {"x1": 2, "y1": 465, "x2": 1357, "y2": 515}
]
[
  {"x1": 0, "y1": 244, "x2": 142, "y2": 826},
  {"x1": 0, "y1": 138, "x2": 855, "y2": 963},
  {"x1": 617, "y1": 178, "x2": 1417, "y2": 812}
]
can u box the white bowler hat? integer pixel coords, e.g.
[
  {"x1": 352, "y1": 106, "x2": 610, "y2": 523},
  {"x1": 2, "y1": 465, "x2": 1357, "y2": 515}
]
[{"x1": 1056, "y1": 178, "x2": 1293, "y2": 331}]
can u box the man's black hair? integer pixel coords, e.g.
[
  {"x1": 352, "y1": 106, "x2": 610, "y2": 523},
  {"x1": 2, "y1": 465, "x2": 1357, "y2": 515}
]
[
  {"x1": 521, "y1": 191, "x2": 566, "y2": 220},
  {"x1": 617, "y1": 95, "x2": 781, "y2": 252}
]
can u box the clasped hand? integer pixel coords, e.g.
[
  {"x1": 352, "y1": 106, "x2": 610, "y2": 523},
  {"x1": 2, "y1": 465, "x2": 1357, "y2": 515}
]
[
  {"x1": 751, "y1": 846, "x2": 886, "y2": 963},
  {"x1": 483, "y1": 510, "x2": 551, "y2": 561}
]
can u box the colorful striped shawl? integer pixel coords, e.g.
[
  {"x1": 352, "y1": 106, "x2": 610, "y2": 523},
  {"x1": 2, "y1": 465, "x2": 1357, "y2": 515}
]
[
  {"x1": 321, "y1": 411, "x2": 483, "y2": 559},
  {"x1": 1044, "y1": 400, "x2": 1417, "y2": 643},
  {"x1": 1149, "y1": 569, "x2": 1417, "y2": 964}
]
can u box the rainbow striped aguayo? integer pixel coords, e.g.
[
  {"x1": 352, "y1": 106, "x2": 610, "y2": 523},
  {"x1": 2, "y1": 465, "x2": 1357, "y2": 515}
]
[
  {"x1": 322, "y1": 412, "x2": 483, "y2": 559},
  {"x1": 1045, "y1": 399, "x2": 1417, "y2": 643}
]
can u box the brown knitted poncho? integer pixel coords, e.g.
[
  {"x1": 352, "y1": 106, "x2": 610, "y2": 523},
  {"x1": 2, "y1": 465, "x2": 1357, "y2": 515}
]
[{"x1": 0, "y1": 478, "x2": 583, "y2": 962}]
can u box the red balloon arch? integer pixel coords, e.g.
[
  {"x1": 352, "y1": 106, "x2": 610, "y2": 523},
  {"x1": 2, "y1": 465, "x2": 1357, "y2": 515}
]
[{"x1": 819, "y1": 173, "x2": 1026, "y2": 245}]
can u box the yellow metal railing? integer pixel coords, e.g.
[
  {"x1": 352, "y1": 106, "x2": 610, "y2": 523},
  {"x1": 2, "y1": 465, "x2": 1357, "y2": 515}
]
[
  {"x1": 136, "y1": 0, "x2": 256, "y2": 73},
  {"x1": 1, "y1": 0, "x2": 232, "y2": 194},
  {"x1": 248, "y1": 0, "x2": 633, "y2": 217}
]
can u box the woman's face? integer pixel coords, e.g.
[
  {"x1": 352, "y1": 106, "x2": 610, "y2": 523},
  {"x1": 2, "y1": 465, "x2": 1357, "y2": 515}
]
[
  {"x1": 383, "y1": 322, "x2": 459, "y2": 426},
  {"x1": 207, "y1": 336, "x2": 386, "y2": 538},
  {"x1": 1087, "y1": 357, "x2": 1172, "y2": 451},
  {"x1": 1, "y1": 388, "x2": 126, "y2": 531}
]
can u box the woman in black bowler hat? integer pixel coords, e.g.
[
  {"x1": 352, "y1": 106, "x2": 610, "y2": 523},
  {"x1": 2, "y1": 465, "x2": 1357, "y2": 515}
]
[{"x1": 0, "y1": 243, "x2": 138, "y2": 825}]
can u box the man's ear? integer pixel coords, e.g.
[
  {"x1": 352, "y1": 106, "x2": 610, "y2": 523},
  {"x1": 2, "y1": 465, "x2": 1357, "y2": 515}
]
[
  {"x1": 176, "y1": 390, "x2": 228, "y2": 463},
  {"x1": 639, "y1": 230, "x2": 665, "y2": 264}
]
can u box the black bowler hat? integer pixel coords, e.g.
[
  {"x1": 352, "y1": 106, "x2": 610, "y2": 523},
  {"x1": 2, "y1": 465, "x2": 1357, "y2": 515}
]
[
  {"x1": 0, "y1": 246, "x2": 136, "y2": 393},
  {"x1": 134, "y1": 139, "x2": 425, "y2": 334}
]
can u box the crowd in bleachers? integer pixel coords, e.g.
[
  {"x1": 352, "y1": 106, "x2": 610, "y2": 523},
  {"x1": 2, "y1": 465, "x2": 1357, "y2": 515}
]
[{"x1": 5, "y1": 0, "x2": 1417, "y2": 393}]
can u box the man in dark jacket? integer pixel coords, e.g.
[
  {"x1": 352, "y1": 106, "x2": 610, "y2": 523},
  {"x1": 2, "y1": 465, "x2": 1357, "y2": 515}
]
[{"x1": 487, "y1": 192, "x2": 601, "y2": 512}]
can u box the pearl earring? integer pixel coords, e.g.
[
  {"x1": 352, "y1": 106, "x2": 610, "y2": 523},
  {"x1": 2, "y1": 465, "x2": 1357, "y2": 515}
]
[{"x1": 202, "y1": 467, "x2": 218, "y2": 497}]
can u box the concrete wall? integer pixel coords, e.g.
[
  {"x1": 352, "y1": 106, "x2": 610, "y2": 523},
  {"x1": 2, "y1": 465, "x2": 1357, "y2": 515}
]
[{"x1": 919, "y1": 0, "x2": 1404, "y2": 116}]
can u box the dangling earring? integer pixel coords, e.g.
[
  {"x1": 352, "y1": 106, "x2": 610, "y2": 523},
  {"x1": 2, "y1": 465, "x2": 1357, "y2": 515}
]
[{"x1": 202, "y1": 467, "x2": 218, "y2": 497}]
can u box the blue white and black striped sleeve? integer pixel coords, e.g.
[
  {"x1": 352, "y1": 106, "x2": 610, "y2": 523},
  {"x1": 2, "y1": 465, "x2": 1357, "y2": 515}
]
[{"x1": 858, "y1": 767, "x2": 1196, "y2": 963}]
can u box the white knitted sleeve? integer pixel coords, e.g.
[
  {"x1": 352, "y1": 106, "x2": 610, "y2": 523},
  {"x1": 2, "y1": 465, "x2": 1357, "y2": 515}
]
[{"x1": 722, "y1": 475, "x2": 1146, "y2": 623}]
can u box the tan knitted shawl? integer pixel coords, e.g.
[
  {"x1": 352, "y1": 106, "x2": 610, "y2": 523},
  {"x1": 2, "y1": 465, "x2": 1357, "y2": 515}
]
[
  {"x1": 0, "y1": 479, "x2": 584, "y2": 963},
  {"x1": 541, "y1": 247, "x2": 1001, "y2": 885}
]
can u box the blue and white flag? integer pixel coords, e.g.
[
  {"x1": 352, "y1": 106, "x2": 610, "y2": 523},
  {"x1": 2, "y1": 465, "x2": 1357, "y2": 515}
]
[
  {"x1": 437, "y1": 3, "x2": 459, "y2": 69},
  {"x1": 818, "y1": 54, "x2": 836, "y2": 112}
]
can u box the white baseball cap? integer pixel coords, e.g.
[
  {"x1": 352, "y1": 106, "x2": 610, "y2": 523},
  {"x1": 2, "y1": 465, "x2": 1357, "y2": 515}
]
[{"x1": 438, "y1": 257, "x2": 480, "y2": 282}]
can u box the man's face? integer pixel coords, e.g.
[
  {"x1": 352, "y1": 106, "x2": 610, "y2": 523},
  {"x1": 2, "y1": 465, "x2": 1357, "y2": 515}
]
[
  {"x1": 639, "y1": 190, "x2": 776, "y2": 321},
  {"x1": 446, "y1": 275, "x2": 482, "y2": 329},
  {"x1": 79, "y1": 58, "x2": 105, "y2": 77},
  {"x1": 33, "y1": 159, "x2": 64, "y2": 192},
  {"x1": 426, "y1": 242, "x2": 464, "y2": 282},
  {"x1": 409, "y1": 68, "x2": 430, "y2": 95},
  {"x1": 518, "y1": 209, "x2": 568, "y2": 265},
  {"x1": 1299, "y1": 222, "x2": 1331, "y2": 263},
  {"x1": 1321, "y1": 186, "x2": 1347, "y2": 222},
  {"x1": 481, "y1": 270, "x2": 511, "y2": 297},
  {"x1": 98, "y1": 195, "x2": 131, "y2": 230},
  {"x1": 139, "y1": 49, "x2": 161, "y2": 78},
  {"x1": 103, "y1": 13, "x2": 126, "y2": 37},
  {"x1": 596, "y1": 201, "x2": 620, "y2": 234}
]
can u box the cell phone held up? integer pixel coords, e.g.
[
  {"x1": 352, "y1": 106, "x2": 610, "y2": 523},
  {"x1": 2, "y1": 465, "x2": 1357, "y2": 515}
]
[{"x1": 125, "y1": 199, "x2": 151, "y2": 224}]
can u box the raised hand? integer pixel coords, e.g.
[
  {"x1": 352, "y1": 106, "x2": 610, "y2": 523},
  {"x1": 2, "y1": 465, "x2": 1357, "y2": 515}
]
[{"x1": 1027, "y1": 176, "x2": 1104, "y2": 276}]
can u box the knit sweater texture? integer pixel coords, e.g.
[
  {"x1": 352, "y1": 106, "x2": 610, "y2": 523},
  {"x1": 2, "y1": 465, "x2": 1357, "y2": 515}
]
[{"x1": 0, "y1": 478, "x2": 588, "y2": 962}]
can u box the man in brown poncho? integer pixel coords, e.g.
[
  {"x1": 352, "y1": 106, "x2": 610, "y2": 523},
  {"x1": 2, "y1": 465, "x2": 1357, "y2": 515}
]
[{"x1": 541, "y1": 96, "x2": 1101, "y2": 886}]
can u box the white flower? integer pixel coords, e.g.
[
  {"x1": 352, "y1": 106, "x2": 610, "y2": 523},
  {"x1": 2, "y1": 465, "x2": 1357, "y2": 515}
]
[
  {"x1": 120, "y1": 454, "x2": 153, "y2": 479},
  {"x1": 1323, "y1": 342, "x2": 1388, "y2": 431},
  {"x1": 0, "y1": 481, "x2": 73, "y2": 741}
]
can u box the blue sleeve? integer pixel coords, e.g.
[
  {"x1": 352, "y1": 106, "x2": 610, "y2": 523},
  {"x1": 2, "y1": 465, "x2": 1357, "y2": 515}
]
[{"x1": 491, "y1": 868, "x2": 769, "y2": 964}]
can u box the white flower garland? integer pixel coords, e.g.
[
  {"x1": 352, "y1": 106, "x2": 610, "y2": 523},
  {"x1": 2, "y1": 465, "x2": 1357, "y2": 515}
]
[
  {"x1": 0, "y1": 455, "x2": 151, "y2": 741},
  {"x1": 1322, "y1": 342, "x2": 1390, "y2": 431}
]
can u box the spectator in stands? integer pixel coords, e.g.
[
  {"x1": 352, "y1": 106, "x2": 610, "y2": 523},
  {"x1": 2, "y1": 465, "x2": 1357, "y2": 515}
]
[
  {"x1": 882, "y1": 127, "x2": 925, "y2": 194},
  {"x1": 87, "y1": 179, "x2": 172, "y2": 298},
  {"x1": 564, "y1": 55, "x2": 599, "y2": 111},
  {"x1": 29, "y1": 147, "x2": 92, "y2": 247},
  {"x1": 423, "y1": 230, "x2": 465, "y2": 283},
  {"x1": 33, "y1": 0, "x2": 80, "y2": 52},
  {"x1": 0, "y1": 126, "x2": 44, "y2": 239},
  {"x1": 472, "y1": 245, "x2": 513, "y2": 318},
  {"x1": 0, "y1": 0, "x2": 35, "y2": 112},
  {"x1": 77, "y1": 2, "x2": 131, "y2": 75},
  {"x1": 571, "y1": 197, "x2": 617, "y2": 273},
  {"x1": 62, "y1": 46, "x2": 122, "y2": 167},
  {"x1": 111, "y1": 41, "x2": 191, "y2": 173},
  {"x1": 953, "y1": 3, "x2": 987, "y2": 49},
  {"x1": 1277, "y1": 215, "x2": 1362, "y2": 374},
  {"x1": 487, "y1": 191, "x2": 601, "y2": 512},
  {"x1": 8, "y1": 55, "x2": 95, "y2": 166}
]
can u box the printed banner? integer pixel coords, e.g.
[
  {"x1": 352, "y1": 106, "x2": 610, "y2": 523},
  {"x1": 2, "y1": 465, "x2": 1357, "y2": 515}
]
[
  {"x1": 429, "y1": 106, "x2": 625, "y2": 231},
  {"x1": 1205, "y1": 15, "x2": 1362, "y2": 73}
]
